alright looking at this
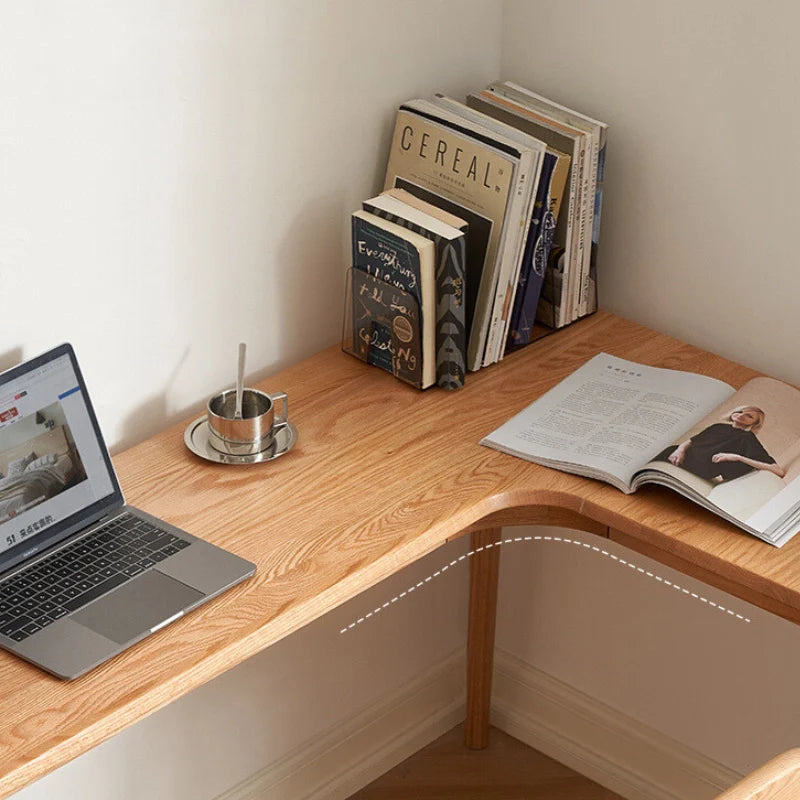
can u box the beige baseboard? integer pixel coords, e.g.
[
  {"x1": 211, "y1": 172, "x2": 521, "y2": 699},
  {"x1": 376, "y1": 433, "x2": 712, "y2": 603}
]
[
  {"x1": 215, "y1": 645, "x2": 742, "y2": 800},
  {"x1": 492, "y1": 648, "x2": 741, "y2": 800},
  {"x1": 214, "y1": 648, "x2": 466, "y2": 800}
]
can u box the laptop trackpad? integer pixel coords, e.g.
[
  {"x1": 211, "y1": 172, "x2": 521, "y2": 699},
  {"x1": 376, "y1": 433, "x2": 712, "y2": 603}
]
[{"x1": 73, "y1": 570, "x2": 204, "y2": 645}]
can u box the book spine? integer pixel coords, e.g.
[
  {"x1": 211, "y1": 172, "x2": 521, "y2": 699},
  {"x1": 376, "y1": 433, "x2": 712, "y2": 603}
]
[
  {"x1": 363, "y1": 204, "x2": 467, "y2": 389},
  {"x1": 585, "y1": 139, "x2": 606, "y2": 316},
  {"x1": 577, "y1": 129, "x2": 600, "y2": 317},
  {"x1": 547, "y1": 148, "x2": 571, "y2": 223},
  {"x1": 547, "y1": 142, "x2": 579, "y2": 328},
  {"x1": 481, "y1": 150, "x2": 536, "y2": 366},
  {"x1": 434, "y1": 237, "x2": 467, "y2": 388},
  {"x1": 484, "y1": 86, "x2": 590, "y2": 329},
  {"x1": 529, "y1": 150, "x2": 569, "y2": 331},
  {"x1": 506, "y1": 151, "x2": 557, "y2": 348},
  {"x1": 496, "y1": 148, "x2": 545, "y2": 361},
  {"x1": 483, "y1": 88, "x2": 579, "y2": 329},
  {"x1": 568, "y1": 134, "x2": 587, "y2": 324},
  {"x1": 505, "y1": 211, "x2": 541, "y2": 347},
  {"x1": 497, "y1": 82, "x2": 606, "y2": 320}
]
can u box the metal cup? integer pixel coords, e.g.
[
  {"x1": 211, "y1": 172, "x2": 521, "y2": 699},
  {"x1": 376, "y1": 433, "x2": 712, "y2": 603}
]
[{"x1": 206, "y1": 388, "x2": 288, "y2": 455}]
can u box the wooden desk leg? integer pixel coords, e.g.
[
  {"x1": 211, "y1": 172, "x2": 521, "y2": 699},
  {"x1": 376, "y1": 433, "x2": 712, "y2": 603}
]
[{"x1": 465, "y1": 527, "x2": 501, "y2": 750}]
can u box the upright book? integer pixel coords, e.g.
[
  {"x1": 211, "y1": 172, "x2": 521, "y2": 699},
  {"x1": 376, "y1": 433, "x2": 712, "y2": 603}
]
[
  {"x1": 362, "y1": 191, "x2": 468, "y2": 390},
  {"x1": 505, "y1": 146, "x2": 570, "y2": 348},
  {"x1": 482, "y1": 353, "x2": 800, "y2": 547},
  {"x1": 427, "y1": 95, "x2": 546, "y2": 366},
  {"x1": 384, "y1": 188, "x2": 470, "y2": 236},
  {"x1": 383, "y1": 105, "x2": 519, "y2": 372},
  {"x1": 465, "y1": 92, "x2": 573, "y2": 340},
  {"x1": 392, "y1": 97, "x2": 535, "y2": 370},
  {"x1": 470, "y1": 87, "x2": 589, "y2": 327},
  {"x1": 487, "y1": 82, "x2": 596, "y2": 320},
  {"x1": 490, "y1": 81, "x2": 608, "y2": 318},
  {"x1": 351, "y1": 210, "x2": 436, "y2": 388}
]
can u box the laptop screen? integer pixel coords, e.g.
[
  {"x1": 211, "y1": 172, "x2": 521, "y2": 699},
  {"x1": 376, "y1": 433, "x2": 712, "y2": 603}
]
[{"x1": 0, "y1": 344, "x2": 123, "y2": 574}]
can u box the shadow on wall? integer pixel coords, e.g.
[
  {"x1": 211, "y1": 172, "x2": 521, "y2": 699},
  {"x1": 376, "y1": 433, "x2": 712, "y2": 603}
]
[
  {"x1": 112, "y1": 190, "x2": 350, "y2": 455},
  {"x1": 112, "y1": 347, "x2": 192, "y2": 455},
  {"x1": 272, "y1": 190, "x2": 351, "y2": 360},
  {"x1": 0, "y1": 348, "x2": 24, "y2": 375}
]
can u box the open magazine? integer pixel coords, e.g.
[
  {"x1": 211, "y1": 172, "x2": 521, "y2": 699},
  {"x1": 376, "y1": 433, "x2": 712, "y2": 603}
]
[{"x1": 481, "y1": 353, "x2": 800, "y2": 547}]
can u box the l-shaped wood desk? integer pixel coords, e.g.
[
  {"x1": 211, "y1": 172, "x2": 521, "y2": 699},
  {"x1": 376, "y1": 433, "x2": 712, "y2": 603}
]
[{"x1": 1, "y1": 310, "x2": 799, "y2": 798}]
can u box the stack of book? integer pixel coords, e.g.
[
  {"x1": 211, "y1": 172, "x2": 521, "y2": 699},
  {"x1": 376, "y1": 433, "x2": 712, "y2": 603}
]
[{"x1": 345, "y1": 81, "x2": 607, "y2": 390}]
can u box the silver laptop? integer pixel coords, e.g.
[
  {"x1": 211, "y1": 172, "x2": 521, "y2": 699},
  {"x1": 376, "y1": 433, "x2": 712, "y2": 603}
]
[{"x1": 0, "y1": 344, "x2": 255, "y2": 679}]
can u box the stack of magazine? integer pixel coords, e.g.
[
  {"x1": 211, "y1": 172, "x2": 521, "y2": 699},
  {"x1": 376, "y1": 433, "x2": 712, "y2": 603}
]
[{"x1": 344, "y1": 81, "x2": 608, "y2": 391}]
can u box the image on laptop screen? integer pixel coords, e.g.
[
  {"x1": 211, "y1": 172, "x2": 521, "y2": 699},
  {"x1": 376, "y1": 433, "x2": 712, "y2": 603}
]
[{"x1": 0, "y1": 347, "x2": 120, "y2": 572}]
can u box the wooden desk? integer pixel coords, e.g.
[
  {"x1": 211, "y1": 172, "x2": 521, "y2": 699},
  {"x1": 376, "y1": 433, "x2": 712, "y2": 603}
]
[
  {"x1": 0, "y1": 310, "x2": 798, "y2": 797},
  {"x1": 714, "y1": 749, "x2": 800, "y2": 799}
]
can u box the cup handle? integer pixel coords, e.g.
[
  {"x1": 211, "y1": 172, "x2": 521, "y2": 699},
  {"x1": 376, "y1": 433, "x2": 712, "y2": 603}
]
[{"x1": 269, "y1": 392, "x2": 289, "y2": 429}]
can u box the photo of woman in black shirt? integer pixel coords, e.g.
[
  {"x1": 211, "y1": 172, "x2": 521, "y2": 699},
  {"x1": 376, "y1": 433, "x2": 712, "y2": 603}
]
[{"x1": 655, "y1": 406, "x2": 786, "y2": 482}]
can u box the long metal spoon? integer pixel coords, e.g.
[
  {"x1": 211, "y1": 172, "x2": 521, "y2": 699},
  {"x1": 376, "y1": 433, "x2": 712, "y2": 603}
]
[{"x1": 234, "y1": 342, "x2": 246, "y2": 419}]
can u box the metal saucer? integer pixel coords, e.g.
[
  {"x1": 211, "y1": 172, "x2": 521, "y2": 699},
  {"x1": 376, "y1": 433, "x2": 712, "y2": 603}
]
[{"x1": 184, "y1": 416, "x2": 298, "y2": 465}]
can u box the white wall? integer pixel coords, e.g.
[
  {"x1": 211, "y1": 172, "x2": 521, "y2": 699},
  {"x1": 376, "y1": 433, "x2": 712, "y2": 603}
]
[
  {"x1": 1, "y1": 0, "x2": 502, "y2": 454},
  {"x1": 500, "y1": 0, "x2": 800, "y2": 778},
  {"x1": 502, "y1": 0, "x2": 800, "y2": 386},
  {"x1": 1, "y1": 2, "x2": 498, "y2": 798},
  {"x1": 496, "y1": 528, "x2": 800, "y2": 776}
]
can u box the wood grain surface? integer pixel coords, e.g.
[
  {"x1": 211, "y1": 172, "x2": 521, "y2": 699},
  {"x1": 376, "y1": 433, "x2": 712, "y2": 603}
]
[
  {"x1": 465, "y1": 529, "x2": 501, "y2": 750},
  {"x1": 0, "y1": 311, "x2": 797, "y2": 797},
  {"x1": 348, "y1": 724, "x2": 623, "y2": 799},
  {"x1": 714, "y1": 749, "x2": 800, "y2": 799}
]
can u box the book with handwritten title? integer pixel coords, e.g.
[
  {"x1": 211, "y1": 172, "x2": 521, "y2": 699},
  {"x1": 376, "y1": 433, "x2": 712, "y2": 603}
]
[
  {"x1": 362, "y1": 192, "x2": 467, "y2": 390},
  {"x1": 348, "y1": 269, "x2": 423, "y2": 386},
  {"x1": 351, "y1": 210, "x2": 436, "y2": 388}
]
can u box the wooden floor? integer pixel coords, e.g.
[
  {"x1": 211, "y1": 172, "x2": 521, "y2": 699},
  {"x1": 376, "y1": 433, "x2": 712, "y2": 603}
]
[{"x1": 347, "y1": 725, "x2": 624, "y2": 799}]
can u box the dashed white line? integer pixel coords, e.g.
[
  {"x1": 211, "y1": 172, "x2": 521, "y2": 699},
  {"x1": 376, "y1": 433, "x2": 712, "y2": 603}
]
[{"x1": 339, "y1": 536, "x2": 752, "y2": 633}]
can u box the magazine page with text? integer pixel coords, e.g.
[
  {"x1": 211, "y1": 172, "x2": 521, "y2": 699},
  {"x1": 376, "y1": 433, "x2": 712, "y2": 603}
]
[{"x1": 481, "y1": 353, "x2": 735, "y2": 490}]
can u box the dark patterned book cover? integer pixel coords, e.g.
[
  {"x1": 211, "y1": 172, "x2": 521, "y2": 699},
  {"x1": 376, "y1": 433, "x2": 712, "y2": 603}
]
[
  {"x1": 506, "y1": 150, "x2": 557, "y2": 347},
  {"x1": 362, "y1": 197, "x2": 466, "y2": 390},
  {"x1": 393, "y1": 178, "x2": 489, "y2": 346}
]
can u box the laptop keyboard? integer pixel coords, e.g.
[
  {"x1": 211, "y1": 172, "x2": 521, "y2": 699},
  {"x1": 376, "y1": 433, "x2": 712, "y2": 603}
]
[{"x1": 0, "y1": 513, "x2": 192, "y2": 643}]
